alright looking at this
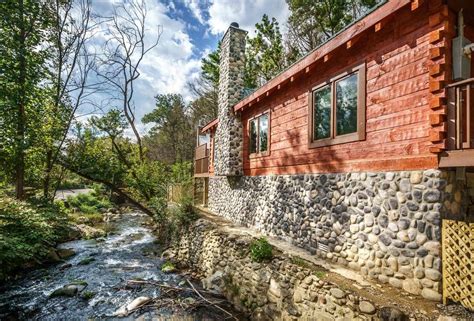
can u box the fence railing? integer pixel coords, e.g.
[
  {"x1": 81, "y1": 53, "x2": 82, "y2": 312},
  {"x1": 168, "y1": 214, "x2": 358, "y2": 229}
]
[{"x1": 447, "y1": 78, "x2": 474, "y2": 150}]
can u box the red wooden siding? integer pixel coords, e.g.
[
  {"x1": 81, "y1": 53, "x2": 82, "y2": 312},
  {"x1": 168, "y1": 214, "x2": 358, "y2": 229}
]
[{"x1": 241, "y1": 3, "x2": 445, "y2": 176}]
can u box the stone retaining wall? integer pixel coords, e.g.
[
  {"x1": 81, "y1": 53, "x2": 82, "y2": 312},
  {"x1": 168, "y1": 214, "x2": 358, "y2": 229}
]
[
  {"x1": 166, "y1": 218, "x2": 442, "y2": 320},
  {"x1": 208, "y1": 170, "x2": 464, "y2": 301}
]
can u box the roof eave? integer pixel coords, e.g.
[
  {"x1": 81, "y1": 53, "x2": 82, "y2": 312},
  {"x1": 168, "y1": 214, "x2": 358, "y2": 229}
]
[
  {"x1": 201, "y1": 118, "x2": 218, "y2": 133},
  {"x1": 233, "y1": 0, "x2": 413, "y2": 112}
]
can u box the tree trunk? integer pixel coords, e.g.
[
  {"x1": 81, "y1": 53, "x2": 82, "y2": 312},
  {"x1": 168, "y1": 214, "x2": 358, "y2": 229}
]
[
  {"x1": 58, "y1": 160, "x2": 155, "y2": 217},
  {"x1": 43, "y1": 150, "x2": 53, "y2": 199},
  {"x1": 15, "y1": 0, "x2": 26, "y2": 200}
]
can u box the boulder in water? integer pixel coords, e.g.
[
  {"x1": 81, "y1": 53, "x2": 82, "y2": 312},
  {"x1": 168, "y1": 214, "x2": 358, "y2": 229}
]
[
  {"x1": 50, "y1": 282, "x2": 87, "y2": 298},
  {"x1": 57, "y1": 248, "x2": 76, "y2": 259},
  {"x1": 45, "y1": 248, "x2": 61, "y2": 263},
  {"x1": 76, "y1": 224, "x2": 106, "y2": 239},
  {"x1": 63, "y1": 225, "x2": 82, "y2": 241}
]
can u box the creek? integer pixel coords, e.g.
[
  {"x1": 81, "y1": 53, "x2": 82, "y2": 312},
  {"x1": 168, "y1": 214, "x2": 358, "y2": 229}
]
[{"x1": 0, "y1": 211, "x2": 242, "y2": 320}]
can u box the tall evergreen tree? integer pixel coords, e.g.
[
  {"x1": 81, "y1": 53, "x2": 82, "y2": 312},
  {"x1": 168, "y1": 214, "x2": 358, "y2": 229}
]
[
  {"x1": 142, "y1": 94, "x2": 194, "y2": 164},
  {"x1": 246, "y1": 14, "x2": 289, "y2": 88},
  {"x1": 286, "y1": 0, "x2": 380, "y2": 56},
  {"x1": 0, "y1": 0, "x2": 50, "y2": 199}
]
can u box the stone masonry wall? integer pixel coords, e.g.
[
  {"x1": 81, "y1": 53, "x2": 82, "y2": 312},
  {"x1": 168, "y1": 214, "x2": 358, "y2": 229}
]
[
  {"x1": 208, "y1": 170, "x2": 463, "y2": 301},
  {"x1": 167, "y1": 218, "x2": 442, "y2": 320},
  {"x1": 214, "y1": 25, "x2": 247, "y2": 176}
]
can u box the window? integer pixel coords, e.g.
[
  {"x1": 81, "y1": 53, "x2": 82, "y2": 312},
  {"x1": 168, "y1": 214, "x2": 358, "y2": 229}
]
[
  {"x1": 249, "y1": 112, "x2": 270, "y2": 155},
  {"x1": 309, "y1": 63, "x2": 366, "y2": 148}
]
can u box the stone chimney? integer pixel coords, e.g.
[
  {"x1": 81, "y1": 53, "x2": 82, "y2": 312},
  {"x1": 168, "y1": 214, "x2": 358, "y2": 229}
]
[{"x1": 214, "y1": 23, "x2": 247, "y2": 176}]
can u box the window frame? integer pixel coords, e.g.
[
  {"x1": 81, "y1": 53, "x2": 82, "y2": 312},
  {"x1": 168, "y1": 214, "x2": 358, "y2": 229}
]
[
  {"x1": 308, "y1": 62, "x2": 366, "y2": 149},
  {"x1": 248, "y1": 110, "x2": 271, "y2": 158}
]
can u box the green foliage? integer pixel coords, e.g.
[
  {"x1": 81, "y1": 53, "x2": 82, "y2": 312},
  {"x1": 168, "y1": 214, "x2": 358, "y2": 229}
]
[
  {"x1": 56, "y1": 173, "x2": 88, "y2": 190},
  {"x1": 66, "y1": 190, "x2": 112, "y2": 215},
  {"x1": 155, "y1": 194, "x2": 198, "y2": 246},
  {"x1": 246, "y1": 14, "x2": 289, "y2": 87},
  {"x1": 142, "y1": 94, "x2": 194, "y2": 164},
  {"x1": 161, "y1": 261, "x2": 176, "y2": 273},
  {"x1": 249, "y1": 237, "x2": 273, "y2": 263},
  {"x1": 0, "y1": 195, "x2": 69, "y2": 280},
  {"x1": 201, "y1": 42, "x2": 221, "y2": 88},
  {"x1": 170, "y1": 161, "x2": 193, "y2": 185},
  {"x1": 286, "y1": 0, "x2": 381, "y2": 55}
]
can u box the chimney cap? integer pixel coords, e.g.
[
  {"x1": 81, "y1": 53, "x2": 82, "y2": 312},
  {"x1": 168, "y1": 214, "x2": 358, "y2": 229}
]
[{"x1": 230, "y1": 22, "x2": 239, "y2": 28}]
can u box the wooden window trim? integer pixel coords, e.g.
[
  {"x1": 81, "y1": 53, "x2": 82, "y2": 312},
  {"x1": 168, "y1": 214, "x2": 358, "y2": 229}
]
[
  {"x1": 308, "y1": 62, "x2": 366, "y2": 149},
  {"x1": 248, "y1": 110, "x2": 271, "y2": 158}
]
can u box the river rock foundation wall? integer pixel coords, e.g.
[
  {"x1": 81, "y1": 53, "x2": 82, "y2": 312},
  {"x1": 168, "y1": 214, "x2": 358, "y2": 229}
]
[
  {"x1": 167, "y1": 218, "x2": 444, "y2": 320},
  {"x1": 208, "y1": 170, "x2": 462, "y2": 301}
]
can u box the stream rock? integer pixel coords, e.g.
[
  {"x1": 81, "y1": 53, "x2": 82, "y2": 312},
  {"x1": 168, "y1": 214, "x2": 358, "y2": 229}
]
[
  {"x1": 56, "y1": 248, "x2": 76, "y2": 259},
  {"x1": 76, "y1": 224, "x2": 106, "y2": 239},
  {"x1": 45, "y1": 248, "x2": 61, "y2": 263},
  {"x1": 202, "y1": 271, "x2": 224, "y2": 293},
  {"x1": 50, "y1": 283, "x2": 87, "y2": 298}
]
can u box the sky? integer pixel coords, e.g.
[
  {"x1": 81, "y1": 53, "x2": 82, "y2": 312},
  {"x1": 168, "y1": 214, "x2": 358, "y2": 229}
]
[{"x1": 87, "y1": 0, "x2": 290, "y2": 135}]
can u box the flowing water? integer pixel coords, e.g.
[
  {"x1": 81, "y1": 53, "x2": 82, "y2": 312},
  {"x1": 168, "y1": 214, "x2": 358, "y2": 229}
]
[{"x1": 0, "y1": 212, "x2": 242, "y2": 321}]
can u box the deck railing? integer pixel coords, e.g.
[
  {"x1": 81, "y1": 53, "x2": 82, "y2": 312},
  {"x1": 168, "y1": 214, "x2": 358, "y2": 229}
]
[
  {"x1": 447, "y1": 78, "x2": 474, "y2": 150},
  {"x1": 194, "y1": 144, "x2": 209, "y2": 176}
]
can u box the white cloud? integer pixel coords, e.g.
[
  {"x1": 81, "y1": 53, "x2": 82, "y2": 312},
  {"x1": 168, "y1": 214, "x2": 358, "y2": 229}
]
[
  {"x1": 184, "y1": 0, "x2": 206, "y2": 25},
  {"x1": 207, "y1": 0, "x2": 289, "y2": 36}
]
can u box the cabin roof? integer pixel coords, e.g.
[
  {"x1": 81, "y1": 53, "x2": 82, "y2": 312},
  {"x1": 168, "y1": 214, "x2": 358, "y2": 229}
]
[{"x1": 233, "y1": 0, "x2": 412, "y2": 112}]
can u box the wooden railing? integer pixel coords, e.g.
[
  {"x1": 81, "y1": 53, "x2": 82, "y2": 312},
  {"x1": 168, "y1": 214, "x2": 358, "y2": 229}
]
[
  {"x1": 447, "y1": 78, "x2": 474, "y2": 150},
  {"x1": 194, "y1": 144, "x2": 209, "y2": 176}
]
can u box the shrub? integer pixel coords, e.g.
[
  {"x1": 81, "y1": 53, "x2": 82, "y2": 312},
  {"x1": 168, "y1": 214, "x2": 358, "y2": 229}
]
[
  {"x1": 155, "y1": 194, "x2": 198, "y2": 245},
  {"x1": 0, "y1": 196, "x2": 69, "y2": 280},
  {"x1": 249, "y1": 237, "x2": 273, "y2": 262},
  {"x1": 173, "y1": 195, "x2": 198, "y2": 226}
]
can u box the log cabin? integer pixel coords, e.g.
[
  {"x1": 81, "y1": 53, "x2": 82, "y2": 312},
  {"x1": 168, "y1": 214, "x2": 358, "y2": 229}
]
[{"x1": 193, "y1": 0, "x2": 474, "y2": 308}]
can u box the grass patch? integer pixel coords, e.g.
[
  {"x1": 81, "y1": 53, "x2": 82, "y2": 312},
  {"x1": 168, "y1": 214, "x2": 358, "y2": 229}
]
[
  {"x1": 161, "y1": 261, "x2": 176, "y2": 273},
  {"x1": 66, "y1": 190, "x2": 114, "y2": 226},
  {"x1": 291, "y1": 257, "x2": 311, "y2": 269},
  {"x1": 249, "y1": 237, "x2": 273, "y2": 263},
  {"x1": 67, "y1": 190, "x2": 112, "y2": 215},
  {"x1": 313, "y1": 270, "x2": 327, "y2": 279}
]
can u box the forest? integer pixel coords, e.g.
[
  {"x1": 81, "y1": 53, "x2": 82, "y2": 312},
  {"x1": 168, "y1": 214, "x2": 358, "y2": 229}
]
[{"x1": 0, "y1": 0, "x2": 380, "y2": 280}]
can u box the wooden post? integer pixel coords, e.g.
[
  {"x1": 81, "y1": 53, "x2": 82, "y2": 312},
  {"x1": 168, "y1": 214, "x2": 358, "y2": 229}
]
[
  {"x1": 447, "y1": 87, "x2": 456, "y2": 149},
  {"x1": 456, "y1": 86, "x2": 462, "y2": 149},
  {"x1": 465, "y1": 85, "x2": 471, "y2": 148}
]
